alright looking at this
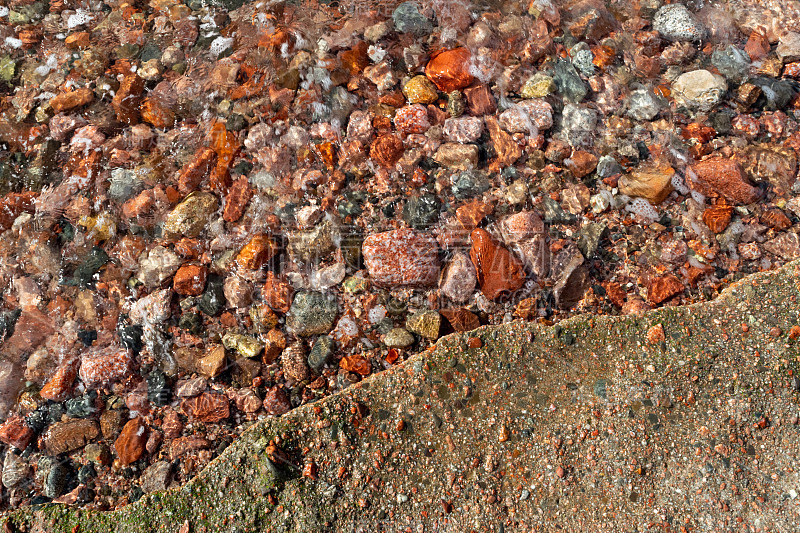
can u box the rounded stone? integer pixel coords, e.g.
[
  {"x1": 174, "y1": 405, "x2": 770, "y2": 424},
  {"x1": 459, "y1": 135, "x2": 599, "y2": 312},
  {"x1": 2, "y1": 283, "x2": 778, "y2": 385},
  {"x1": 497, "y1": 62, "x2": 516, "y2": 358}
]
[
  {"x1": 286, "y1": 291, "x2": 339, "y2": 337},
  {"x1": 652, "y1": 4, "x2": 706, "y2": 42},
  {"x1": 308, "y1": 336, "x2": 334, "y2": 373},
  {"x1": 671, "y1": 70, "x2": 727, "y2": 111},
  {"x1": 403, "y1": 75, "x2": 439, "y2": 104},
  {"x1": 384, "y1": 328, "x2": 416, "y2": 348}
]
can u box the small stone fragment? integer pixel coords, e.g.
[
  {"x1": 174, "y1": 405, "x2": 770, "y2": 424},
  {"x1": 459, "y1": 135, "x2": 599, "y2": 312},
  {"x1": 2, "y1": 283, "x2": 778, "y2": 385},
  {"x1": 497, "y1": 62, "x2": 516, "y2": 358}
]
[
  {"x1": 403, "y1": 75, "x2": 439, "y2": 104},
  {"x1": 384, "y1": 328, "x2": 415, "y2": 348},
  {"x1": 198, "y1": 346, "x2": 226, "y2": 378},
  {"x1": 0, "y1": 416, "x2": 34, "y2": 450},
  {"x1": 689, "y1": 158, "x2": 761, "y2": 204},
  {"x1": 363, "y1": 229, "x2": 441, "y2": 287},
  {"x1": 49, "y1": 88, "x2": 94, "y2": 113},
  {"x1": 425, "y1": 48, "x2": 474, "y2": 93},
  {"x1": 406, "y1": 310, "x2": 441, "y2": 340},
  {"x1": 618, "y1": 164, "x2": 675, "y2": 205},
  {"x1": 173, "y1": 264, "x2": 208, "y2": 296},
  {"x1": 281, "y1": 343, "x2": 310, "y2": 382},
  {"x1": 470, "y1": 228, "x2": 526, "y2": 300},
  {"x1": 163, "y1": 192, "x2": 219, "y2": 238},
  {"x1": 286, "y1": 291, "x2": 339, "y2": 337},
  {"x1": 672, "y1": 70, "x2": 727, "y2": 111},
  {"x1": 703, "y1": 205, "x2": 733, "y2": 233},
  {"x1": 648, "y1": 275, "x2": 685, "y2": 304},
  {"x1": 433, "y1": 143, "x2": 480, "y2": 170},
  {"x1": 181, "y1": 393, "x2": 230, "y2": 423},
  {"x1": 79, "y1": 347, "x2": 133, "y2": 389},
  {"x1": 43, "y1": 419, "x2": 99, "y2": 455},
  {"x1": 115, "y1": 417, "x2": 148, "y2": 466},
  {"x1": 236, "y1": 234, "x2": 277, "y2": 270},
  {"x1": 263, "y1": 387, "x2": 291, "y2": 416},
  {"x1": 440, "y1": 252, "x2": 478, "y2": 302}
]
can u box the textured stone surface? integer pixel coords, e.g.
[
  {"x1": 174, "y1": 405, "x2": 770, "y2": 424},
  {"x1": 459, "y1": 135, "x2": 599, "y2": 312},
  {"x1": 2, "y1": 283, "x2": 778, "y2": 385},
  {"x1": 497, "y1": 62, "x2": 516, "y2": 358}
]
[
  {"x1": 42, "y1": 419, "x2": 99, "y2": 456},
  {"x1": 469, "y1": 228, "x2": 526, "y2": 300},
  {"x1": 424, "y1": 48, "x2": 474, "y2": 93},
  {"x1": 362, "y1": 229, "x2": 440, "y2": 287},
  {"x1": 618, "y1": 165, "x2": 675, "y2": 205},
  {"x1": 671, "y1": 70, "x2": 727, "y2": 111},
  {"x1": 115, "y1": 418, "x2": 148, "y2": 466},
  {"x1": 689, "y1": 158, "x2": 762, "y2": 204}
]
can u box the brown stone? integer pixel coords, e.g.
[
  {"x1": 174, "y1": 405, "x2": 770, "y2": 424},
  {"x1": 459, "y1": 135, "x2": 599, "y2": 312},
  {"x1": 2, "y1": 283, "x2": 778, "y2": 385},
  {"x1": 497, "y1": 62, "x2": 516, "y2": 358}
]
[
  {"x1": 702, "y1": 205, "x2": 733, "y2": 233},
  {"x1": 1, "y1": 307, "x2": 54, "y2": 362},
  {"x1": 362, "y1": 229, "x2": 441, "y2": 287},
  {"x1": 49, "y1": 88, "x2": 94, "y2": 113},
  {"x1": 111, "y1": 73, "x2": 145, "y2": 125},
  {"x1": 689, "y1": 158, "x2": 762, "y2": 204},
  {"x1": 281, "y1": 343, "x2": 310, "y2": 382},
  {"x1": 174, "y1": 346, "x2": 202, "y2": 373},
  {"x1": 236, "y1": 234, "x2": 277, "y2": 270},
  {"x1": 181, "y1": 392, "x2": 230, "y2": 423},
  {"x1": 735, "y1": 145, "x2": 797, "y2": 197},
  {"x1": 145, "y1": 430, "x2": 163, "y2": 455},
  {"x1": 603, "y1": 281, "x2": 626, "y2": 308},
  {"x1": 463, "y1": 84, "x2": 497, "y2": 116},
  {"x1": 115, "y1": 417, "x2": 148, "y2": 466},
  {"x1": 263, "y1": 328, "x2": 287, "y2": 364},
  {"x1": 761, "y1": 208, "x2": 792, "y2": 231},
  {"x1": 425, "y1": 48, "x2": 474, "y2": 93},
  {"x1": 169, "y1": 436, "x2": 210, "y2": 460},
  {"x1": 745, "y1": 31, "x2": 770, "y2": 61},
  {"x1": 43, "y1": 419, "x2": 99, "y2": 455},
  {"x1": 469, "y1": 228, "x2": 526, "y2": 300},
  {"x1": 764, "y1": 232, "x2": 800, "y2": 260},
  {"x1": 39, "y1": 358, "x2": 79, "y2": 402},
  {"x1": 646, "y1": 324, "x2": 666, "y2": 345},
  {"x1": 440, "y1": 308, "x2": 481, "y2": 332},
  {"x1": 173, "y1": 264, "x2": 207, "y2": 296},
  {"x1": 619, "y1": 165, "x2": 675, "y2": 205},
  {"x1": 565, "y1": 151, "x2": 598, "y2": 179},
  {"x1": 394, "y1": 104, "x2": 431, "y2": 135},
  {"x1": 65, "y1": 32, "x2": 90, "y2": 49},
  {"x1": 263, "y1": 387, "x2": 291, "y2": 416},
  {"x1": 340, "y1": 41, "x2": 369, "y2": 75},
  {"x1": 340, "y1": 355, "x2": 371, "y2": 376},
  {"x1": 514, "y1": 298, "x2": 538, "y2": 319},
  {"x1": 456, "y1": 200, "x2": 493, "y2": 231},
  {"x1": 370, "y1": 134, "x2": 404, "y2": 167},
  {"x1": 231, "y1": 388, "x2": 262, "y2": 413},
  {"x1": 141, "y1": 97, "x2": 176, "y2": 129},
  {"x1": 567, "y1": 2, "x2": 617, "y2": 41},
  {"x1": 0, "y1": 415, "x2": 34, "y2": 450},
  {"x1": 178, "y1": 147, "x2": 217, "y2": 195},
  {"x1": 648, "y1": 275, "x2": 685, "y2": 305},
  {"x1": 223, "y1": 176, "x2": 252, "y2": 223},
  {"x1": 162, "y1": 409, "x2": 183, "y2": 440},
  {"x1": 485, "y1": 117, "x2": 522, "y2": 171},
  {"x1": 0, "y1": 191, "x2": 37, "y2": 231},
  {"x1": 198, "y1": 345, "x2": 226, "y2": 378},
  {"x1": 544, "y1": 139, "x2": 571, "y2": 163},
  {"x1": 433, "y1": 143, "x2": 480, "y2": 170},
  {"x1": 263, "y1": 273, "x2": 294, "y2": 314},
  {"x1": 122, "y1": 189, "x2": 155, "y2": 220},
  {"x1": 100, "y1": 409, "x2": 124, "y2": 440}
]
